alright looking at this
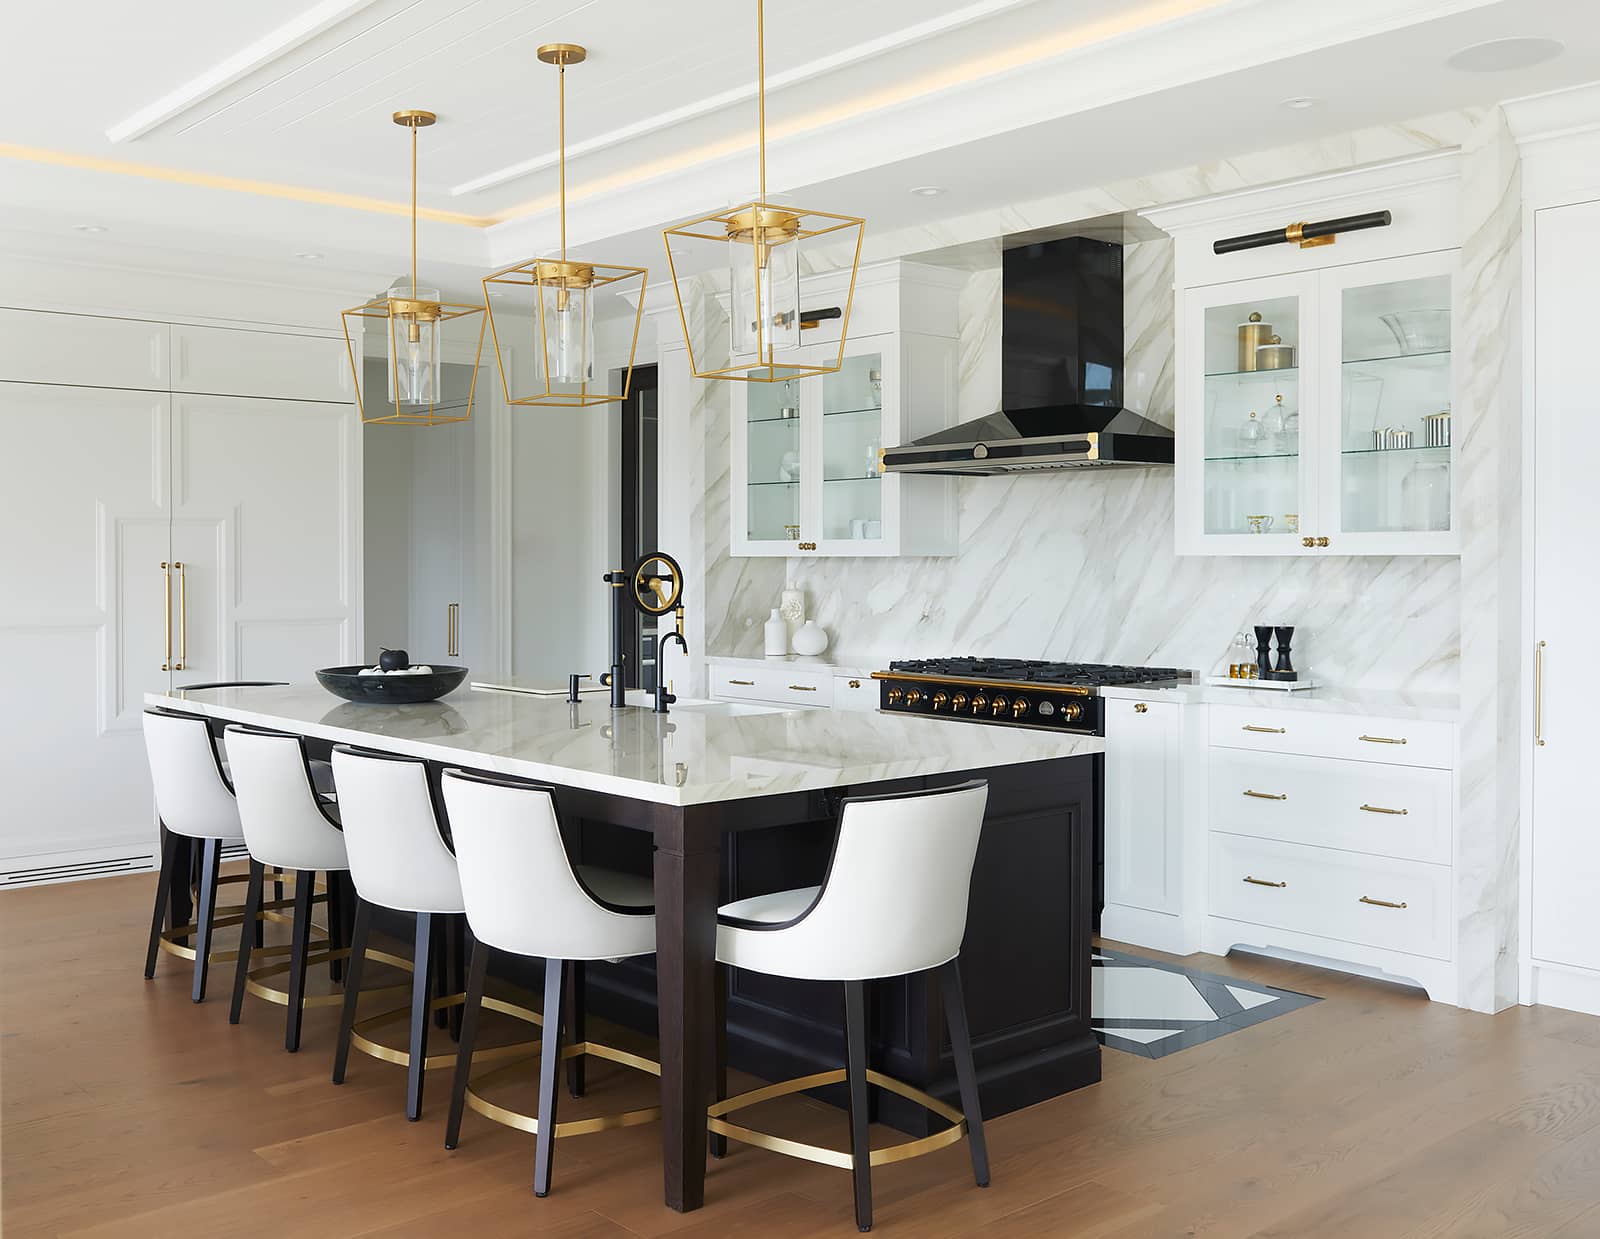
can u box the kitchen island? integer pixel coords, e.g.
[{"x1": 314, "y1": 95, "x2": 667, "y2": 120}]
[{"x1": 147, "y1": 683, "x2": 1104, "y2": 1213}]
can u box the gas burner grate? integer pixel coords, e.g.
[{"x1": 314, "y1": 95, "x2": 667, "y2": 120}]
[{"x1": 887, "y1": 658, "x2": 1187, "y2": 688}]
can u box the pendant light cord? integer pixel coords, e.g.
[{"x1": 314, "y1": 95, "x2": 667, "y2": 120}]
[
  {"x1": 757, "y1": 0, "x2": 766, "y2": 205},
  {"x1": 410, "y1": 122, "x2": 418, "y2": 300},
  {"x1": 559, "y1": 58, "x2": 567, "y2": 263}
]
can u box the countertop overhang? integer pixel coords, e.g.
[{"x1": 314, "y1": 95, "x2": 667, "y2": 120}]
[{"x1": 146, "y1": 683, "x2": 1105, "y2": 807}]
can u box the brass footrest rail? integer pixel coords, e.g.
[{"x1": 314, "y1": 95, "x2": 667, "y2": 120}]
[
  {"x1": 241, "y1": 941, "x2": 411, "y2": 1009},
  {"x1": 707, "y1": 1069, "x2": 967, "y2": 1169},
  {"x1": 465, "y1": 1041, "x2": 662, "y2": 1137},
  {"x1": 348, "y1": 990, "x2": 543, "y2": 1072},
  {"x1": 156, "y1": 892, "x2": 323, "y2": 965}
]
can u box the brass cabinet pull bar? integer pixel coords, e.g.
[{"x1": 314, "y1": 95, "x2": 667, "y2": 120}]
[
  {"x1": 161, "y1": 561, "x2": 173, "y2": 671},
  {"x1": 1359, "y1": 895, "x2": 1408, "y2": 910},
  {"x1": 446, "y1": 602, "x2": 459, "y2": 658},
  {"x1": 1243, "y1": 789, "x2": 1287, "y2": 801},
  {"x1": 1243, "y1": 875, "x2": 1287, "y2": 888},
  {"x1": 727, "y1": 679, "x2": 755, "y2": 686},
  {"x1": 1360, "y1": 803, "x2": 1408, "y2": 816},
  {"x1": 175, "y1": 561, "x2": 187, "y2": 671},
  {"x1": 787, "y1": 684, "x2": 818, "y2": 692},
  {"x1": 1242, "y1": 724, "x2": 1286, "y2": 734},
  {"x1": 1535, "y1": 640, "x2": 1546, "y2": 747},
  {"x1": 1358, "y1": 734, "x2": 1406, "y2": 745}
]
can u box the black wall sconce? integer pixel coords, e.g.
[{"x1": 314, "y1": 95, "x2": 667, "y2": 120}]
[{"x1": 1214, "y1": 210, "x2": 1392, "y2": 255}]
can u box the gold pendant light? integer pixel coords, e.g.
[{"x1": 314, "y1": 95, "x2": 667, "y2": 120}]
[
  {"x1": 483, "y1": 45, "x2": 649, "y2": 408},
  {"x1": 342, "y1": 110, "x2": 486, "y2": 426},
  {"x1": 662, "y1": 0, "x2": 865, "y2": 384}
]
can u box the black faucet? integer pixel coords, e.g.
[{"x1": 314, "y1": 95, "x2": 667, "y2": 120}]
[{"x1": 655, "y1": 628, "x2": 688, "y2": 714}]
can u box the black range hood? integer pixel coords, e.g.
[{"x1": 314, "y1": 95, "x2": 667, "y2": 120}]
[{"x1": 882, "y1": 236, "x2": 1174, "y2": 475}]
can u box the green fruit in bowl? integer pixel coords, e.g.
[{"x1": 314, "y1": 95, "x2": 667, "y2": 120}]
[{"x1": 378, "y1": 648, "x2": 411, "y2": 673}]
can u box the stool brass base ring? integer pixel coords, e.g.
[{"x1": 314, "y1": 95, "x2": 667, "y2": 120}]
[
  {"x1": 240, "y1": 942, "x2": 408, "y2": 1009},
  {"x1": 707, "y1": 1069, "x2": 967, "y2": 1170},
  {"x1": 464, "y1": 1041, "x2": 662, "y2": 1137},
  {"x1": 155, "y1": 892, "x2": 311, "y2": 965},
  {"x1": 348, "y1": 991, "x2": 543, "y2": 1071}
]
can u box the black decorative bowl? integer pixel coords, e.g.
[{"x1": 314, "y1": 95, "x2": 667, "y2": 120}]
[{"x1": 315, "y1": 665, "x2": 469, "y2": 705}]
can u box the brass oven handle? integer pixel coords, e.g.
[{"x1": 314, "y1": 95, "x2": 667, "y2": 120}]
[
  {"x1": 1243, "y1": 789, "x2": 1287, "y2": 801},
  {"x1": 727, "y1": 678, "x2": 755, "y2": 686},
  {"x1": 161, "y1": 561, "x2": 173, "y2": 671},
  {"x1": 1242, "y1": 724, "x2": 1286, "y2": 734},
  {"x1": 1359, "y1": 895, "x2": 1408, "y2": 909},
  {"x1": 1243, "y1": 875, "x2": 1287, "y2": 888},
  {"x1": 1360, "y1": 803, "x2": 1408, "y2": 816},
  {"x1": 175, "y1": 561, "x2": 187, "y2": 671},
  {"x1": 787, "y1": 684, "x2": 818, "y2": 692},
  {"x1": 1358, "y1": 734, "x2": 1407, "y2": 745},
  {"x1": 1535, "y1": 640, "x2": 1546, "y2": 747}
]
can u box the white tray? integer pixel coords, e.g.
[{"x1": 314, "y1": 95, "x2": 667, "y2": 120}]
[{"x1": 1205, "y1": 676, "x2": 1318, "y2": 692}]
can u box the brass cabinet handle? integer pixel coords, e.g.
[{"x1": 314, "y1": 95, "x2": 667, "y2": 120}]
[
  {"x1": 1360, "y1": 803, "x2": 1408, "y2": 816},
  {"x1": 1535, "y1": 640, "x2": 1546, "y2": 747},
  {"x1": 1315, "y1": 536, "x2": 1330, "y2": 547},
  {"x1": 787, "y1": 684, "x2": 818, "y2": 692},
  {"x1": 797, "y1": 541, "x2": 818, "y2": 551},
  {"x1": 1242, "y1": 724, "x2": 1286, "y2": 734},
  {"x1": 175, "y1": 561, "x2": 187, "y2": 671},
  {"x1": 1301, "y1": 536, "x2": 1315, "y2": 548},
  {"x1": 160, "y1": 561, "x2": 173, "y2": 671},
  {"x1": 1133, "y1": 702, "x2": 1148, "y2": 713},
  {"x1": 1358, "y1": 734, "x2": 1407, "y2": 745},
  {"x1": 1243, "y1": 875, "x2": 1287, "y2": 888},
  {"x1": 1359, "y1": 895, "x2": 1408, "y2": 909},
  {"x1": 447, "y1": 602, "x2": 459, "y2": 658},
  {"x1": 848, "y1": 679, "x2": 861, "y2": 688},
  {"x1": 1243, "y1": 789, "x2": 1287, "y2": 801},
  {"x1": 727, "y1": 678, "x2": 756, "y2": 686}
]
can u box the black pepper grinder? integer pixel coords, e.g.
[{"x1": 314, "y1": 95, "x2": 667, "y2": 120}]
[
  {"x1": 1253, "y1": 625, "x2": 1274, "y2": 681},
  {"x1": 1273, "y1": 626, "x2": 1297, "y2": 682}
]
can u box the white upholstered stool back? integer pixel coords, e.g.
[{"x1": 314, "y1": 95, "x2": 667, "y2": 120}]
[
  {"x1": 142, "y1": 709, "x2": 243, "y2": 843},
  {"x1": 224, "y1": 725, "x2": 349, "y2": 874},
  {"x1": 330, "y1": 746, "x2": 463, "y2": 915},
  {"x1": 718, "y1": 780, "x2": 989, "y2": 982},
  {"x1": 440, "y1": 769, "x2": 655, "y2": 962}
]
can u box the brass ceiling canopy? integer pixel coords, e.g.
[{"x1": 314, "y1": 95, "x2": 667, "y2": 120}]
[
  {"x1": 662, "y1": 0, "x2": 865, "y2": 384},
  {"x1": 341, "y1": 110, "x2": 486, "y2": 426},
  {"x1": 482, "y1": 43, "x2": 647, "y2": 409}
]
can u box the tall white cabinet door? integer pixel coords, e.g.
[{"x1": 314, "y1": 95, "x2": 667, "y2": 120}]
[
  {"x1": 171, "y1": 395, "x2": 358, "y2": 683},
  {"x1": 0, "y1": 383, "x2": 171, "y2": 865},
  {"x1": 1530, "y1": 199, "x2": 1600, "y2": 973},
  {"x1": 406, "y1": 417, "x2": 476, "y2": 667},
  {"x1": 1103, "y1": 697, "x2": 1184, "y2": 918}
]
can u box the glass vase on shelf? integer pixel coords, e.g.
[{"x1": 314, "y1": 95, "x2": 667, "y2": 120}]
[{"x1": 1237, "y1": 410, "x2": 1265, "y2": 454}]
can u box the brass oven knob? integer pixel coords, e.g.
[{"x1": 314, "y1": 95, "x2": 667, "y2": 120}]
[
  {"x1": 932, "y1": 691, "x2": 948, "y2": 711},
  {"x1": 970, "y1": 693, "x2": 988, "y2": 715},
  {"x1": 951, "y1": 692, "x2": 968, "y2": 713},
  {"x1": 905, "y1": 689, "x2": 923, "y2": 707},
  {"x1": 990, "y1": 694, "x2": 1008, "y2": 717},
  {"x1": 886, "y1": 687, "x2": 904, "y2": 705},
  {"x1": 1060, "y1": 700, "x2": 1084, "y2": 724},
  {"x1": 1012, "y1": 696, "x2": 1030, "y2": 719}
]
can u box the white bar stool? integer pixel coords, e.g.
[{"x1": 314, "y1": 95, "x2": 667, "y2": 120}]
[
  {"x1": 439, "y1": 769, "x2": 661, "y2": 1198},
  {"x1": 329, "y1": 747, "x2": 538, "y2": 1122},
  {"x1": 709, "y1": 780, "x2": 992, "y2": 1233},
  {"x1": 223, "y1": 724, "x2": 361, "y2": 1052},
  {"x1": 142, "y1": 708, "x2": 254, "y2": 1003}
]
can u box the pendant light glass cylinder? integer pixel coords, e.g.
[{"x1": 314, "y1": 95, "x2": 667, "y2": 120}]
[
  {"x1": 536, "y1": 266, "x2": 595, "y2": 386},
  {"x1": 730, "y1": 221, "x2": 800, "y2": 361},
  {"x1": 387, "y1": 279, "x2": 443, "y2": 404}
]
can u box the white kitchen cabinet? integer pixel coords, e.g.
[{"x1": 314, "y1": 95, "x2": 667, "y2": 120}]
[
  {"x1": 1148, "y1": 153, "x2": 1461, "y2": 557},
  {"x1": 172, "y1": 324, "x2": 351, "y2": 403},
  {"x1": 728, "y1": 262, "x2": 959, "y2": 558},
  {"x1": 0, "y1": 308, "x2": 169, "y2": 390}
]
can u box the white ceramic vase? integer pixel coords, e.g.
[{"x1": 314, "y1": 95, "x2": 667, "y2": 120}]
[
  {"x1": 764, "y1": 608, "x2": 788, "y2": 657},
  {"x1": 791, "y1": 620, "x2": 829, "y2": 657}
]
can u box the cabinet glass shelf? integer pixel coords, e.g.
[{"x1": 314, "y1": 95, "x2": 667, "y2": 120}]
[
  {"x1": 748, "y1": 414, "x2": 802, "y2": 427},
  {"x1": 823, "y1": 474, "x2": 881, "y2": 484},
  {"x1": 825, "y1": 405, "x2": 883, "y2": 418},
  {"x1": 1204, "y1": 451, "x2": 1299, "y2": 463},
  {"x1": 1341, "y1": 444, "x2": 1452, "y2": 458},
  {"x1": 1342, "y1": 348, "x2": 1450, "y2": 370},
  {"x1": 748, "y1": 479, "x2": 800, "y2": 488},
  {"x1": 1205, "y1": 366, "x2": 1299, "y2": 381}
]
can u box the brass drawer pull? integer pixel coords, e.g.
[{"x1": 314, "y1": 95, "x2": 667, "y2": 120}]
[
  {"x1": 1359, "y1": 895, "x2": 1408, "y2": 910},
  {"x1": 1242, "y1": 724, "x2": 1286, "y2": 734},
  {"x1": 1243, "y1": 875, "x2": 1287, "y2": 888},
  {"x1": 727, "y1": 678, "x2": 755, "y2": 686},
  {"x1": 1133, "y1": 702, "x2": 1148, "y2": 714},
  {"x1": 797, "y1": 541, "x2": 818, "y2": 550},
  {"x1": 1358, "y1": 734, "x2": 1407, "y2": 745},
  {"x1": 848, "y1": 679, "x2": 861, "y2": 688},
  {"x1": 787, "y1": 684, "x2": 818, "y2": 692},
  {"x1": 1360, "y1": 803, "x2": 1408, "y2": 816},
  {"x1": 1243, "y1": 789, "x2": 1287, "y2": 801}
]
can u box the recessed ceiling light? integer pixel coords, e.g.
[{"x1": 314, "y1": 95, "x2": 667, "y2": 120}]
[
  {"x1": 295, "y1": 251, "x2": 324, "y2": 260},
  {"x1": 72, "y1": 224, "x2": 108, "y2": 233},
  {"x1": 1280, "y1": 96, "x2": 1318, "y2": 111},
  {"x1": 1446, "y1": 36, "x2": 1563, "y2": 73},
  {"x1": 910, "y1": 185, "x2": 946, "y2": 197}
]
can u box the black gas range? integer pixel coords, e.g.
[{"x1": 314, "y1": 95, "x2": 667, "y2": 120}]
[{"x1": 870, "y1": 657, "x2": 1189, "y2": 735}]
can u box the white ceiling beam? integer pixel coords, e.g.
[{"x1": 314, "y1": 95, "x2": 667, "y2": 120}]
[{"x1": 105, "y1": 0, "x2": 387, "y2": 143}]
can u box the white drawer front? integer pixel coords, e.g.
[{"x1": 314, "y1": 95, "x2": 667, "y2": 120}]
[
  {"x1": 709, "y1": 663, "x2": 834, "y2": 707},
  {"x1": 832, "y1": 675, "x2": 877, "y2": 712},
  {"x1": 174, "y1": 325, "x2": 351, "y2": 403},
  {"x1": 1209, "y1": 834, "x2": 1451, "y2": 960},
  {"x1": 1209, "y1": 750, "x2": 1451, "y2": 865},
  {"x1": 1209, "y1": 704, "x2": 1453, "y2": 769}
]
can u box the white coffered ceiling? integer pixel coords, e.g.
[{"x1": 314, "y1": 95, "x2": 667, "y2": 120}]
[{"x1": 5, "y1": 0, "x2": 1600, "y2": 296}]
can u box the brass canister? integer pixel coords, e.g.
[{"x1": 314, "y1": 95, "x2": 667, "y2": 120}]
[
  {"x1": 1238, "y1": 312, "x2": 1274, "y2": 371},
  {"x1": 1256, "y1": 335, "x2": 1296, "y2": 370}
]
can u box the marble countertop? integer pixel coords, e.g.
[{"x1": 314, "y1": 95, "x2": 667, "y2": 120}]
[
  {"x1": 148, "y1": 683, "x2": 1103, "y2": 807},
  {"x1": 1099, "y1": 681, "x2": 1461, "y2": 722},
  {"x1": 704, "y1": 651, "x2": 886, "y2": 678}
]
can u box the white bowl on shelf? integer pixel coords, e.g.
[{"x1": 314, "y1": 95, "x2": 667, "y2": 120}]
[{"x1": 1380, "y1": 309, "x2": 1450, "y2": 355}]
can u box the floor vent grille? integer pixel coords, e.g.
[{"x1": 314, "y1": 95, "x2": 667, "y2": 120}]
[{"x1": 4, "y1": 854, "x2": 157, "y2": 888}]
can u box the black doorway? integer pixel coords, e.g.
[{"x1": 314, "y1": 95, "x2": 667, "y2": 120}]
[{"x1": 619, "y1": 366, "x2": 659, "y2": 691}]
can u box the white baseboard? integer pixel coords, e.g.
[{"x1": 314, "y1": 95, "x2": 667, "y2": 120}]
[
  {"x1": 1203, "y1": 915, "x2": 1457, "y2": 1006},
  {"x1": 1100, "y1": 905, "x2": 1200, "y2": 956},
  {"x1": 1526, "y1": 961, "x2": 1600, "y2": 1018},
  {"x1": 2, "y1": 843, "x2": 158, "y2": 889}
]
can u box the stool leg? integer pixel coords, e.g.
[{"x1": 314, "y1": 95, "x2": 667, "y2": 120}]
[
  {"x1": 431, "y1": 914, "x2": 450, "y2": 1032},
  {"x1": 326, "y1": 874, "x2": 344, "y2": 985},
  {"x1": 332, "y1": 897, "x2": 372, "y2": 1085},
  {"x1": 446, "y1": 915, "x2": 465, "y2": 1041},
  {"x1": 844, "y1": 979, "x2": 873, "y2": 1233},
  {"x1": 534, "y1": 958, "x2": 566, "y2": 1198},
  {"x1": 285, "y1": 870, "x2": 316, "y2": 1052},
  {"x1": 445, "y1": 941, "x2": 490, "y2": 1151},
  {"x1": 710, "y1": 962, "x2": 728, "y2": 1159},
  {"x1": 145, "y1": 828, "x2": 179, "y2": 979},
  {"x1": 565, "y1": 960, "x2": 586, "y2": 1098},
  {"x1": 939, "y1": 958, "x2": 990, "y2": 1189},
  {"x1": 191, "y1": 838, "x2": 223, "y2": 1004},
  {"x1": 230, "y1": 860, "x2": 265, "y2": 1024},
  {"x1": 167, "y1": 834, "x2": 194, "y2": 945},
  {"x1": 407, "y1": 911, "x2": 434, "y2": 1121}
]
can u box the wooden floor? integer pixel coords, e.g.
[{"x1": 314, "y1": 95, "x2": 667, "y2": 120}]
[{"x1": 7, "y1": 871, "x2": 1600, "y2": 1239}]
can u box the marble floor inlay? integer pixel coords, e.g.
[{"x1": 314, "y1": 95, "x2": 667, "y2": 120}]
[{"x1": 1091, "y1": 949, "x2": 1319, "y2": 1059}]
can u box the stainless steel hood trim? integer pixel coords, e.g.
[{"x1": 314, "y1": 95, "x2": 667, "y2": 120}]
[{"x1": 883, "y1": 430, "x2": 1175, "y2": 474}]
